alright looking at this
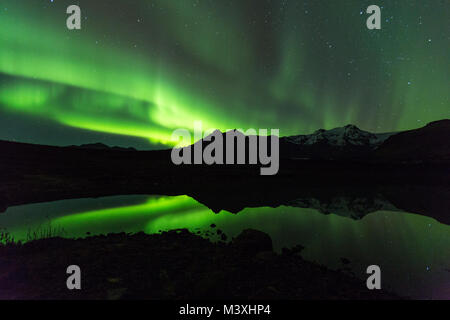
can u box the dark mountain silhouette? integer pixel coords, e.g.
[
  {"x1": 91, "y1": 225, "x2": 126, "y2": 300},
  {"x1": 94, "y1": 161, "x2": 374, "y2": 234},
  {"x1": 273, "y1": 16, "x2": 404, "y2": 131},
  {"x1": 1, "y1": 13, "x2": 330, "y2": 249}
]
[
  {"x1": 375, "y1": 119, "x2": 450, "y2": 162},
  {"x1": 184, "y1": 120, "x2": 450, "y2": 163},
  {"x1": 68, "y1": 142, "x2": 137, "y2": 152},
  {"x1": 0, "y1": 120, "x2": 448, "y2": 222},
  {"x1": 280, "y1": 119, "x2": 450, "y2": 162}
]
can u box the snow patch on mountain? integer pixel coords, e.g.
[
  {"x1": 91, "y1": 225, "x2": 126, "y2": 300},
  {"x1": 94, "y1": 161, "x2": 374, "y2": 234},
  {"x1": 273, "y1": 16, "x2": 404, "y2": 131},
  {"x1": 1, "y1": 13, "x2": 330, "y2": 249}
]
[
  {"x1": 285, "y1": 125, "x2": 397, "y2": 148},
  {"x1": 285, "y1": 195, "x2": 399, "y2": 219}
]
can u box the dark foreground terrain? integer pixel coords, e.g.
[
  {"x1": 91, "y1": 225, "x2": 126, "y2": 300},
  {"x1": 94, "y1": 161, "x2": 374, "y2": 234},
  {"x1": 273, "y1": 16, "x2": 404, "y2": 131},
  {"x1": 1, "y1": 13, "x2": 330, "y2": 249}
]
[{"x1": 0, "y1": 229, "x2": 399, "y2": 300}]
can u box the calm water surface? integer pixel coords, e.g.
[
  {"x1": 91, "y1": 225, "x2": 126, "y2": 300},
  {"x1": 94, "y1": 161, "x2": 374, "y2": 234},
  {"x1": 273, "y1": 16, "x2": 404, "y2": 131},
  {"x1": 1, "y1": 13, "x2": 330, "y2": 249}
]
[{"x1": 1, "y1": 195, "x2": 449, "y2": 299}]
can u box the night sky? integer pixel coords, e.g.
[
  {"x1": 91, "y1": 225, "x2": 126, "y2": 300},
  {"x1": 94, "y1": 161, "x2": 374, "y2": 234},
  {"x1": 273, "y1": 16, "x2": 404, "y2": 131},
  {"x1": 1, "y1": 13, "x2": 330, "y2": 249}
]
[{"x1": 0, "y1": 0, "x2": 448, "y2": 149}]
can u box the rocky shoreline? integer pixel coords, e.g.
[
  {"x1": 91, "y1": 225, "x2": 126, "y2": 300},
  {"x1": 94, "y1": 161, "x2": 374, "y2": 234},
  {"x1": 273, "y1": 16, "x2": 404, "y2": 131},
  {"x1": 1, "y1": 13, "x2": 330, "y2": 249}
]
[{"x1": 0, "y1": 229, "x2": 400, "y2": 300}]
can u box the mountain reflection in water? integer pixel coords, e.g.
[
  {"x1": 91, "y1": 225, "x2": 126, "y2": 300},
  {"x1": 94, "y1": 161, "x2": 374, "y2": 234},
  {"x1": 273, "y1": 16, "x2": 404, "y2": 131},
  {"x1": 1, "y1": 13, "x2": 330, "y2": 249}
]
[{"x1": 1, "y1": 190, "x2": 449, "y2": 300}]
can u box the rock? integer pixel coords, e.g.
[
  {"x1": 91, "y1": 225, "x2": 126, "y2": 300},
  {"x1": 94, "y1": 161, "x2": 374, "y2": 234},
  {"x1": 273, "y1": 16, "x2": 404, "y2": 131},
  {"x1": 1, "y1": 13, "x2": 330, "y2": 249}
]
[
  {"x1": 232, "y1": 229, "x2": 273, "y2": 254},
  {"x1": 254, "y1": 251, "x2": 276, "y2": 263}
]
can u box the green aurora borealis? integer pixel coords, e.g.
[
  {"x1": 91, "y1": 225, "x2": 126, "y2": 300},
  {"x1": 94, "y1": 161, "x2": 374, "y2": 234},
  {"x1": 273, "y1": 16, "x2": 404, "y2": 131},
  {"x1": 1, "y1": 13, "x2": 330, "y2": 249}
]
[
  {"x1": 0, "y1": 0, "x2": 448, "y2": 148},
  {"x1": 1, "y1": 1, "x2": 449, "y2": 300}
]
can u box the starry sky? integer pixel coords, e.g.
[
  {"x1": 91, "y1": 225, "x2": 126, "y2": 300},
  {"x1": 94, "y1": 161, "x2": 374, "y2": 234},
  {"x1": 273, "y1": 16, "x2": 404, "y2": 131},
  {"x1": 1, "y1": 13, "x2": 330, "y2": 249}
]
[{"x1": 0, "y1": 0, "x2": 448, "y2": 149}]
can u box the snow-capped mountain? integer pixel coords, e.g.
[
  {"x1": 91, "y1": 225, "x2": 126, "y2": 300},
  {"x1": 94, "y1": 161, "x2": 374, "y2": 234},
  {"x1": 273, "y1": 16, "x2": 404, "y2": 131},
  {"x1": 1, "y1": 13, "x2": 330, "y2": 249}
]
[
  {"x1": 284, "y1": 125, "x2": 396, "y2": 148},
  {"x1": 280, "y1": 125, "x2": 397, "y2": 160}
]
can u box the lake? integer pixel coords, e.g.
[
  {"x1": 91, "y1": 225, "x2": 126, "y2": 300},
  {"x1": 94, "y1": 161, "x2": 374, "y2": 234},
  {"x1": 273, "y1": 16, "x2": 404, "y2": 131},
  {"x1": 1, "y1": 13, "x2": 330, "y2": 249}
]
[{"x1": 0, "y1": 194, "x2": 449, "y2": 299}]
